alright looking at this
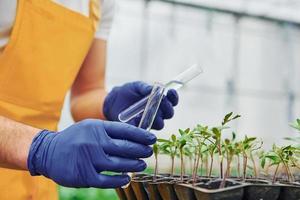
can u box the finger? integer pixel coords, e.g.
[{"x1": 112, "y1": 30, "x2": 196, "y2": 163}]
[
  {"x1": 152, "y1": 114, "x2": 164, "y2": 130},
  {"x1": 133, "y1": 81, "x2": 153, "y2": 96},
  {"x1": 90, "y1": 174, "x2": 131, "y2": 188},
  {"x1": 95, "y1": 156, "x2": 147, "y2": 173},
  {"x1": 167, "y1": 89, "x2": 179, "y2": 106},
  {"x1": 103, "y1": 121, "x2": 157, "y2": 145},
  {"x1": 105, "y1": 139, "x2": 153, "y2": 158},
  {"x1": 159, "y1": 96, "x2": 174, "y2": 119}
]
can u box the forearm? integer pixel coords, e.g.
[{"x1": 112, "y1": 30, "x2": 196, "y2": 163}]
[
  {"x1": 71, "y1": 89, "x2": 107, "y2": 121},
  {"x1": 70, "y1": 39, "x2": 107, "y2": 122},
  {"x1": 0, "y1": 116, "x2": 40, "y2": 170}
]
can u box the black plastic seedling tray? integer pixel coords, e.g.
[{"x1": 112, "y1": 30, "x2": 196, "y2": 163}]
[
  {"x1": 279, "y1": 182, "x2": 300, "y2": 200},
  {"x1": 115, "y1": 174, "x2": 300, "y2": 200},
  {"x1": 243, "y1": 179, "x2": 281, "y2": 200},
  {"x1": 193, "y1": 179, "x2": 245, "y2": 200}
]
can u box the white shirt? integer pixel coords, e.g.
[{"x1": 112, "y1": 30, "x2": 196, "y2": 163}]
[{"x1": 0, "y1": 0, "x2": 115, "y2": 48}]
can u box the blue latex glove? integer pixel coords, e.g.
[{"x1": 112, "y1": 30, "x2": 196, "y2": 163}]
[
  {"x1": 103, "y1": 81, "x2": 179, "y2": 130},
  {"x1": 27, "y1": 119, "x2": 156, "y2": 188}
]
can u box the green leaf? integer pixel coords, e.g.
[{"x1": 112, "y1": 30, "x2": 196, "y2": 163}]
[
  {"x1": 233, "y1": 114, "x2": 241, "y2": 120},
  {"x1": 179, "y1": 129, "x2": 185, "y2": 136},
  {"x1": 232, "y1": 132, "x2": 236, "y2": 141},
  {"x1": 225, "y1": 139, "x2": 230, "y2": 145},
  {"x1": 212, "y1": 128, "x2": 220, "y2": 138},
  {"x1": 179, "y1": 140, "x2": 187, "y2": 148},
  {"x1": 246, "y1": 137, "x2": 257, "y2": 143},
  {"x1": 171, "y1": 134, "x2": 177, "y2": 142},
  {"x1": 223, "y1": 112, "x2": 233, "y2": 123},
  {"x1": 184, "y1": 128, "x2": 190, "y2": 133},
  {"x1": 157, "y1": 139, "x2": 169, "y2": 143}
]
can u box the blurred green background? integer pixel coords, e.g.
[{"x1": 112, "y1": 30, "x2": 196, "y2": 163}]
[{"x1": 59, "y1": 187, "x2": 118, "y2": 200}]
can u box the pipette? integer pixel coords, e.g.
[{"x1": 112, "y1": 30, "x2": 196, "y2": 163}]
[{"x1": 118, "y1": 64, "x2": 203, "y2": 123}]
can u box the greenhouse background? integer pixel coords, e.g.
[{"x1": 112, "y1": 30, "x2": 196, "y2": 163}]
[{"x1": 58, "y1": 0, "x2": 300, "y2": 199}]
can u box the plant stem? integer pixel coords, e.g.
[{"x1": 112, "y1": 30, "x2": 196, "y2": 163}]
[
  {"x1": 243, "y1": 154, "x2": 248, "y2": 181},
  {"x1": 250, "y1": 152, "x2": 257, "y2": 179},
  {"x1": 192, "y1": 150, "x2": 199, "y2": 184},
  {"x1": 154, "y1": 153, "x2": 158, "y2": 182},
  {"x1": 189, "y1": 156, "x2": 193, "y2": 175},
  {"x1": 218, "y1": 142, "x2": 223, "y2": 179},
  {"x1": 282, "y1": 161, "x2": 292, "y2": 182},
  {"x1": 200, "y1": 157, "x2": 204, "y2": 176},
  {"x1": 205, "y1": 155, "x2": 209, "y2": 177},
  {"x1": 180, "y1": 149, "x2": 184, "y2": 182},
  {"x1": 209, "y1": 152, "x2": 214, "y2": 178},
  {"x1": 272, "y1": 164, "x2": 280, "y2": 184},
  {"x1": 237, "y1": 155, "x2": 241, "y2": 178},
  {"x1": 171, "y1": 155, "x2": 175, "y2": 176},
  {"x1": 220, "y1": 158, "x2": 231, "y2": 189}
]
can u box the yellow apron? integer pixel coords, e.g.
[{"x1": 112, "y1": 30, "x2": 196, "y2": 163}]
[{"x1": 0, "y1": 0, "x2": 99, "y2": 199}]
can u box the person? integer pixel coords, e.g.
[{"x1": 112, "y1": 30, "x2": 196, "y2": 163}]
[{"x1": 0, "y1": 0, "x2": 179, "y2": 200}]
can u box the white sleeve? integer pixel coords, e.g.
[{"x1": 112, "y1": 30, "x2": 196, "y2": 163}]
[{"x1": 95, "y1": 0, "x2": 115, "y2": 40}]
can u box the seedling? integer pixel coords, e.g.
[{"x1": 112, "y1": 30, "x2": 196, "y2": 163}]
[
  {"x1": 211, "y1": 112, "x2": 241, "y2": 178},
  {"x1": 158, "y1": 134, "x2": 178, "y2": 176},
  {"x1": 233, "y1": 136, "x2": 242, "y2": 178},
  {"x1": 153, "y1": 143, "x2": 160, "y2": 181},
  {"x1": 177, "y1": 128, "x2": 193, "y2": 181},
  {"x1": 220, "y1": 133, "x2": 236, "y2": 188},
  {"x1": 192, "y1": 124, "x2": 212, "y2": 183},
  {"x1": 285, "y1": 118, "x2": 300, "y2": 146},
  {"x1": 290, "y1": 118, "x2": 300, "y2": 132},
  {"x1": 260, "y1": 144, "x2": 299, "y2": 183},
  {"x1": 207, "y1": 143, "x2": 217, "y2": 178}
]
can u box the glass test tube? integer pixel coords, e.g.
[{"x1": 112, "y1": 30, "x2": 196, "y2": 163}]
[
  {"x1": 122, "y1": 83, "x2": 165, "y2": 188},
  {"x1": 118, "y1": 64, "x2": 203, "y2": 123},
  {"x1": 138, "y1": 82, "x2": 166, "y2": 130}
]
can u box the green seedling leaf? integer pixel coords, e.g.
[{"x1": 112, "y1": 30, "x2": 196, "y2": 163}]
[
  {"x1": 171, "y1": 134, "x2": 177, "y2": 142},
  {"x1": 232, "y1": 132, "x2": 236, "y2": 141},
  {"x1": 157, "y1": 139, "x2": 170, "y2": 143},
  {"x1": 184, "y1": 128, "x2": 190, "y2": 133},
  {"x1": 212, "y1": 128, "x2": 221, "y2": 138},
  {"x1": 225, "y1": 139, "x2": 230, "y2": 145},
  {"x1": 179, "y1": 129, "x2": 185, "y2": 136},
  {"x1": 232, "y1": 114, "x2": 241, "y2": 120},
  {"x1": 290, "y1": 119, "x2": 300, "y2": 131},
  {"x1": 222, "y1": 112, "x2": 233, "y2": 125}
]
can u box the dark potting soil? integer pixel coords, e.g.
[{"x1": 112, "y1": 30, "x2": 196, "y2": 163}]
[{"x1": 198, "y1": 179, "x2": 240, "y2": 189}]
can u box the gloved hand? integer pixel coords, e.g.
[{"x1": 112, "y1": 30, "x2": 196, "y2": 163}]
[
  {"x1": 103, "y1": 81, "x2": 179, "y2": 130},
  {"x1": 27, "y1": 119, "x2": 156, "y2": 188}
]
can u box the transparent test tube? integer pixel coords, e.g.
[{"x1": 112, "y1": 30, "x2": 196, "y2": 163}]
[
  {"x1": 122, "y1": 83, "x2": 165, "y2": 188},
  {"x1": 138, "y1": 83, "x2": 166, "y2": 130},
  {"x1": 118, "y1": 64, "x2": 203, "y2": 123}
]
